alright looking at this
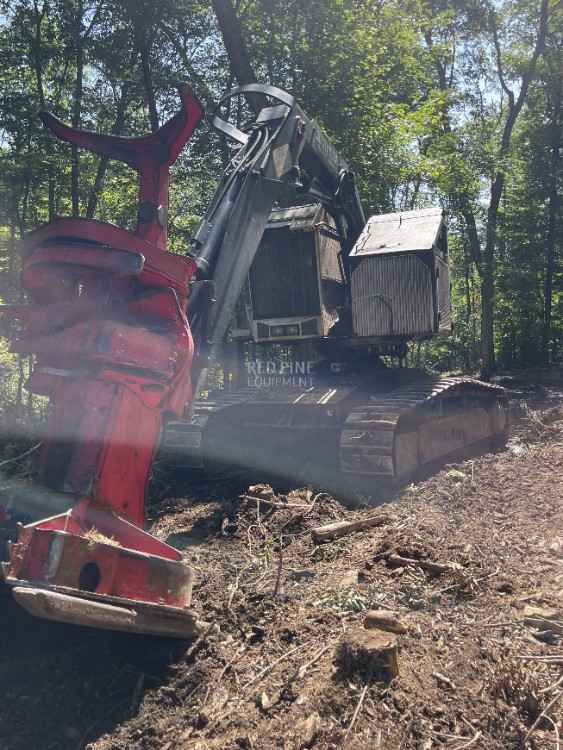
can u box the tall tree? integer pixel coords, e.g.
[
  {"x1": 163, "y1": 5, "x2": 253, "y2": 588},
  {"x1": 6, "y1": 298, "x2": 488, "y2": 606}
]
[{"x1": 421, "y1": 0, "x2": 552, "y2": 374}]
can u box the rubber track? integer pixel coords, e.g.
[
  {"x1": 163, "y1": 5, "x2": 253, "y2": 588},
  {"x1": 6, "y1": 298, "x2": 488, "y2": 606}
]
[
  {"x1": 340, "y1": 377, "x2": 508, "y2": 479},
  {"x1": 162, "y1": 388, "x2": 256, "y2": 468}
]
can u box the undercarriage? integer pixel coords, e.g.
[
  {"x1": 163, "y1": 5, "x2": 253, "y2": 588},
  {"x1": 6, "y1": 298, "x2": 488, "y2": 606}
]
[{"x1": 162, "y1": 368, "x2": 508, "y2": 497}]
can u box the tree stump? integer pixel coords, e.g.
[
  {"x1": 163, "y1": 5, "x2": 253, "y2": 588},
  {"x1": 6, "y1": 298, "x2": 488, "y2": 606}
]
[{"x1": 337, "y1": 627, "x2": 399, "y2": 681}]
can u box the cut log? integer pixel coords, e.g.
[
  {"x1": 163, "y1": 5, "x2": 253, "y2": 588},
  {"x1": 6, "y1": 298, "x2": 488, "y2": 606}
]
[
  {"x1": 522, "y1": 605, "x2": 563, "y2": 635},
  {"x1": 337, "y1": 627, "x2": 399, "y2": 681},
  {"x1": 364, "y1": 609, "x2": 408, "y2": 634},
  {"x1": 311, "y1": 514, "x2": 392, "y2": 544},
  {"x1": 386, "y1": 553, "x2": 462, "y2": 576}
]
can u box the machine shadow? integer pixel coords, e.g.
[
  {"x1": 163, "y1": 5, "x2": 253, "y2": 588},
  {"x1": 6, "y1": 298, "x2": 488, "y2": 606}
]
[
  {"x1": 0, "y1": 592, "x2": 192, "y2": 750},
  {"x1": 149, "y1": 433, "x2": 508, "y2": 554}
]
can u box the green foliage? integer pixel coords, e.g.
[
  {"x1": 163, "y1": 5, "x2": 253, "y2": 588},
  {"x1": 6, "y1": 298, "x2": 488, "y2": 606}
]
[{"x1": 0, "y1": 0, "x2": 560, "y2": 388}]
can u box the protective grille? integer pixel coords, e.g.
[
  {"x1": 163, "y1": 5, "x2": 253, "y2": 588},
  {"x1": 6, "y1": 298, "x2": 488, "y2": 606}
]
[
  {"x1": 249, "y1": 227, "x2": 320, "y2": 318},
  {"x1": 351, "y1": 253, "x2": 436, "y2": 338}
]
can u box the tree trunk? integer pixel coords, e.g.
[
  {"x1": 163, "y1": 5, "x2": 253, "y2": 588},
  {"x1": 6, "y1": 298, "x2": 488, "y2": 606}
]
[
  {"x1": 86, "y1": 82, "x2": 131, "y2": 218},
  {"x1": 48, "y1": 166, "x2": 56, "y2": 221},
  {"x1": 8, "y1": 221, "x2": 16, "y2": 277},
  {"x1": 211, "y1": 0, "x2": 263, "y2": 113},
  {"x1": 480, "y1": 176, "x2": 503, "y2": 377},
  {"x1": 212, "y1": 0, "x2": 257, "y2": 86},
  {"x1": 478, "y1": 0, "x2": 550, "y2": 375},
  {"x1": 16, "y1": 176, "x2": 31, "y2": 412},
  {"x1": 543, "y1": 94, "x2": 561, "y2": 363},
  {"x1": 32, "y1": 0, "x2": 46, "y2": 109},
  {"x1": 71, "y1": 0, "x2": 84, "y2": 217},
  {"x1": 140, "y1": 34, "x2": 159, "y2": 133},
  {"x1": 480, "y1": 254, "x2": 495, "y2": 377}
]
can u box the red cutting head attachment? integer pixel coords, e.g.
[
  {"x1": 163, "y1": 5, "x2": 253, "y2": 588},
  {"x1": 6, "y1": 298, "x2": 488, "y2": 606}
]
[
  {"x1": 1, "y1": 86, "x2": 205, "y2": 637},
  {"x1": 40, "y1": 85, "x2": 203, "y2": 248}
]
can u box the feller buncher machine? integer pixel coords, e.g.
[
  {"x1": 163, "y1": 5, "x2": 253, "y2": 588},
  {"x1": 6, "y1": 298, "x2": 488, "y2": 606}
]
[{"x1": 0, "y1": 84, "x2": 508, "y2": 637}]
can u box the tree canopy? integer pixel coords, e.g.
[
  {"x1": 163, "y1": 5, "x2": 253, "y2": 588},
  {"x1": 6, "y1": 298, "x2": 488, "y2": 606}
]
[{"x1": 0, "y1": 0, "x2": 561, "y2": 379}]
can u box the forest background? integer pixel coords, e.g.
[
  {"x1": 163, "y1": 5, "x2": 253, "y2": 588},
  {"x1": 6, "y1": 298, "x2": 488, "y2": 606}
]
[{"x1": 0, "y1": 0, "x2": 561, "y2": 417}]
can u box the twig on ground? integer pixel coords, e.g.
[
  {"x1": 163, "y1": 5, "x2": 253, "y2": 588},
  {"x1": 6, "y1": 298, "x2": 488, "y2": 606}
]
[
  {"x1": 242, "y1": 641, "x2": 312, "y2": 690},
  {"x1": 452, "y1": 731, "x2": 482, "y2": 749},
  {"x1": 539, "y1": 675, "x2": 563, "y2": 694},
  {"x1": 432, "y1": 671, "x2": 457, "y2": 691},
  {"x1": 304, "y1": 491, "x2": 329, "y2": 517},
  {"x1": 227, "y1": 562, "x2": 256, "y2": 609},
  {"x1": 544, "y1": 713, "x2": 561, "y2": 750},
  {"x1": 516, "y1": 655, "x2": 563, "y2": 663},
  {"x1": 344, "y1": 683, "x2": 369, "y2": 743},
  {"x1": 130, "y1": 673, "x2": 145, "y2": 716},
  {"x1": 246, "y1": 524, "x2": 262, "y2": 557},
  {"x1": 522, "y1": 689, "x2": 563, "y2": 748},
  {"x1": 184, "y1": 622, "x2": 215, "y2": 662},
  {"x1": 296, "y1": 642, "x2": 334, "y2": 680},
  {"x1": 526, "y1": 615, "x2": 563, "y2": 632},
  {"x1": 388, "y1": 553, "x2": 462, "y2": 576},
  {"x1": 217, "y1": 646, "x2": 247, "y2": 683},
  {"x1": 201, "y1": 685, "x2": 212, "y2": 707},
  {"x1": 273, "y1": 541, "x2": 284, "y2": 597},
  {"x1": 227, "y1": 573, "x2": 241, "y2": 610}
]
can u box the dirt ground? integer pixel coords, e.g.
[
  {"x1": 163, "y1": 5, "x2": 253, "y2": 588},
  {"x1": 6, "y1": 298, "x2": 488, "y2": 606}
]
[{"x1": 1, "y1": 385, "x2": 562, "y2": 750}]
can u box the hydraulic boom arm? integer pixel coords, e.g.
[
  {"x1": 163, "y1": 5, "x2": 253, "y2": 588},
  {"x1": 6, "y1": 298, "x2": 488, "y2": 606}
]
[{"x1": 186, "y1": 83, "x2": 365, "y2": 396}]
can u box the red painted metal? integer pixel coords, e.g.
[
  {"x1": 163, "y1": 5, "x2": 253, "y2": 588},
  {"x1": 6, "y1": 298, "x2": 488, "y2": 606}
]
[{"x1": 1, "y1": 86, "x2": 204, "y2": 633}]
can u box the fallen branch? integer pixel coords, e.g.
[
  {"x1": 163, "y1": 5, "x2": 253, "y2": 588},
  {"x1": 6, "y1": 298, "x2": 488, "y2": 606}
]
[
  {"x1": 242, "y1": 495, "x2": 313, "y2": 510},
  {"x1": 387, "y1": 553, "x2": 462, "y2": 576},
  {"x1": 453, "y1": 731, "x2": 482, "y2": 750},
  {"x1": 311, "y1": 514, "x2": 392, "y2": 544},
  {"x1": 516, "y1": 655, "x2": 563, "y2": 663}
]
